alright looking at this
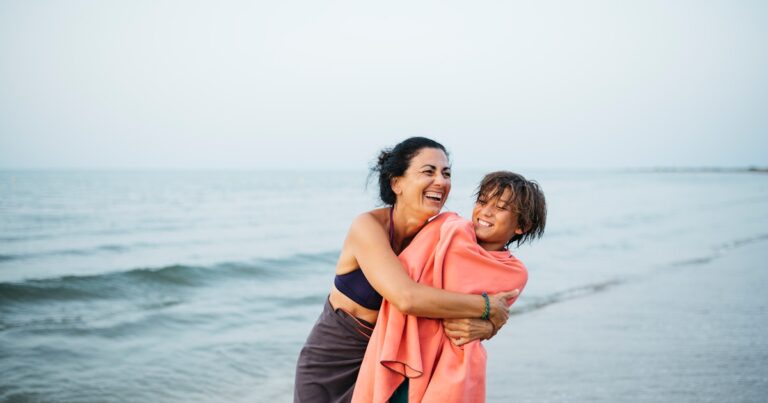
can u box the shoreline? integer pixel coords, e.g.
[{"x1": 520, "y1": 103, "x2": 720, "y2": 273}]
[
  {"x1": 485, "y1": 240, "x2": 768, "y2": 402},
  {"x1": 640, "y1": 167, "x2": 768, "y2": 174}
]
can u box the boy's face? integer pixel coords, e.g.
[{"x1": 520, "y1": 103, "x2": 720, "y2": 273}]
[{"x1": 472, "y1": 187, "x2": 523, "y2": 251}]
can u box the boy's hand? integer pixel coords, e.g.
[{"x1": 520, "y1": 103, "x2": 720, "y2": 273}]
[{"x1": 443, "y1": 318, "x2": 496, "y2": 346}]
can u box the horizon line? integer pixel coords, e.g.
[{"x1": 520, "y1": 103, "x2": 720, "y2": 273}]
[{"x1": 0, "y1": 166, "x2": 766, "y2": 173}]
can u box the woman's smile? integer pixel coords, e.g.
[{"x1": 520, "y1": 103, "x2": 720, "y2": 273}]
[{"x1": 424, "y1": 190, "x2": 444, "y2": 206}]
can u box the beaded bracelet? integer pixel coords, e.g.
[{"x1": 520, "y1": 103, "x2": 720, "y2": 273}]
[{"x1": 481, "y1": 292, "x2": 490, "y2": 320}]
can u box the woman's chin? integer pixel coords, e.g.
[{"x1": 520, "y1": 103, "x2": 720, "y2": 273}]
[{"x1": 422, "y1": 205, "x2": 443, "y2": 217}]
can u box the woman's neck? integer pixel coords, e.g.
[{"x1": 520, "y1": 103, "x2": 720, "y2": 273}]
[{"x1": 390, "y1": 204, "x2": 432, "y2": 252}]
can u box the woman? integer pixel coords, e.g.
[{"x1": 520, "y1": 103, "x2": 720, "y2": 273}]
[{"x1": 294, "y1": 137, "x2": 517, "y2": 402}]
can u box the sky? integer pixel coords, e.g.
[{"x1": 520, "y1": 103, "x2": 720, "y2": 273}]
[{"x1": 1, "y1": 0, "x2": 766, "y2": 170}]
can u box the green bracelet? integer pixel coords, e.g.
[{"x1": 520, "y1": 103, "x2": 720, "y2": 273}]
[{"x1": 481, "y1": 292, "x2": 490, "y2": 320}]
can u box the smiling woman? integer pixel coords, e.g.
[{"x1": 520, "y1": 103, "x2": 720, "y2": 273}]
[{"x1": 293, "y1": 137, "x2": 518, "y2": 403}]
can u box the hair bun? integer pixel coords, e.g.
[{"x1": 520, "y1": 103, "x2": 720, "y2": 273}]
[{"x1": 377, "y1": 149, "x2": 393, "y2": 168}]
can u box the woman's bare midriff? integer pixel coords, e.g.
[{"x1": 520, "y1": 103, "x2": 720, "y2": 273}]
[{"x1": 329, "y1": 285, "x2": 380, "y2": 325}]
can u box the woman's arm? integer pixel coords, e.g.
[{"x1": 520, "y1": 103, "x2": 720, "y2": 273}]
[{"x1": 348, "y1": 213, "x2": 516, "y2": 327}]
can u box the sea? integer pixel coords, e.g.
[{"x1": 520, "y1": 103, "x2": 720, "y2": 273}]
[{"x1": 1, "y1": 169, "x2": 766, "y2": 402}]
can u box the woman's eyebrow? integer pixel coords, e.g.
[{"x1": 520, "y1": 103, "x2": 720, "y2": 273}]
[{"x1": 419, "y1": 164, "x2": 451, "y2": 170}]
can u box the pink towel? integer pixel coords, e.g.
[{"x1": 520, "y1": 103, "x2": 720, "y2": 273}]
[{"x1": 352, "y1": 212, "x2": 528, "y2": 403}]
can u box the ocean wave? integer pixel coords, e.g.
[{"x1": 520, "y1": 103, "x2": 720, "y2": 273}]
[
  {"x1": 0, "y1": 225, "x2": 196, "y2": 244},
  {"x1": 0, "y1": 241, "x2": 184, "y2": 262},
  {"x1": 0, "y1": 250, "x2": 339, "y2": 305},
  {"x1": 0, "y1": 233, "x2": 58, "y2": 243},
  {"x1": 519, "y1": 232, "x2": 768, "y2": 315},
  {"x1": 715, "y1": 233, "x2": 768, "y2": 251},
  {"x1": 0, "y1": 238, "x2": 342, "y2": 263},
  {"x1": 671, "y1": 233, "x2": 768, "y2": 267},
  {"x1": 512, "y1": 279, "x2": 624, "y2": 315}
]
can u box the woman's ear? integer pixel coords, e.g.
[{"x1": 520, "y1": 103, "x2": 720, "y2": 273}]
[{"x1": 391, "y1": 177, "x2": 402, "y2": 195}]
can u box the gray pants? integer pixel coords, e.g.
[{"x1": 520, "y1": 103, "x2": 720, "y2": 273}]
[{"x1": 294, "y1": 297, "x2": 374, "y2": 403}]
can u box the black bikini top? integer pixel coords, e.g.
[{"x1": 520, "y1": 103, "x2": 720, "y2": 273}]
[{"x1": 333, "y1": 208, "x2": 395, "y2": 310}]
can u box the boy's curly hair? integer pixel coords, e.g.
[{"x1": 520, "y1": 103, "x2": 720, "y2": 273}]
[{"x1": 475, "y1": 171, "x2": 547, "y2": 248}]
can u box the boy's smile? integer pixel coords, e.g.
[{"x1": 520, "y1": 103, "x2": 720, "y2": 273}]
[{"x1": 472, "y1": 188, "x2": 523, "y2": 251}]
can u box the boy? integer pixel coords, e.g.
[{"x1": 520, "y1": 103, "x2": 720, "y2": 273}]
[{"x1": 444, "y1": 170, "x2": 547, "y2": 344}]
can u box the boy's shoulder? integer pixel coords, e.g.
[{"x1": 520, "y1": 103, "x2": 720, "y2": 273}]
[{"x1": 493, "y1": 250, "x2": 526, "y2": 268}]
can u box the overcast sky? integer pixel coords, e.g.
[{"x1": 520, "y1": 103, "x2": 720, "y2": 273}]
[{"x1": 1, "y1": 0, "x2": 766, "y2": 170}]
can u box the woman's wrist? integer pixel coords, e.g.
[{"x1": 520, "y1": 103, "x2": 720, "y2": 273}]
[{"x1": 481, "y1": 292, "x2": 490, "y2": 320}]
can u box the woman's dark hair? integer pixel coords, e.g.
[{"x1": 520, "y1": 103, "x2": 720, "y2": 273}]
[
  {"x1": 369, "y1": 137, "x2": 448, "y2": 205},
  {"x1": 475, "y1": 171, "x2": 547, "y2": 248}
]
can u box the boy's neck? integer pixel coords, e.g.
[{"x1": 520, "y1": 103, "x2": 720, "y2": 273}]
[{"x1": 478, "y1": 240, "x2": 507, "y2": 252}]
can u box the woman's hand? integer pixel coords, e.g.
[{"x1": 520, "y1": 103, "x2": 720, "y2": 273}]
[
  {"x1": 443, "y1": 318, "x2": 495, "y2": 346},
  {"x1": 488, "y1": 290, "x2": 519, "y2": 331}
]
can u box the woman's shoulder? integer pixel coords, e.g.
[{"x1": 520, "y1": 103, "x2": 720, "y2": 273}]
[{"x1": 348, "y1": 208, "x2": 389, "y2": 234}]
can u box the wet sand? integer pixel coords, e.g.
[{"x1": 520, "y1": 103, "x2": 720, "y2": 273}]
[{"x1": 486, "y1": 241, "x2": 768, "y2": 402}]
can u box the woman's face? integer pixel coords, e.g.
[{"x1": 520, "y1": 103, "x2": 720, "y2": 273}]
[
  {"x1": 472, "y1": 187, "x2": 523, "y2": 251},
  {"x1": 391, "y1": 147, "x2": 451, "y2": 219}
]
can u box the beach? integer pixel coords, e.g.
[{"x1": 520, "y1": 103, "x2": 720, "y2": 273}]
[
  {"x1": 1, "y1": 170, "x2": 766, "y2": 401},
  {"x1": 2, "y1": 0, "x2": 766, "y2": 399},
  {"x1": 487, "y1": 237, "x2": 768, "y2": 402}
]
